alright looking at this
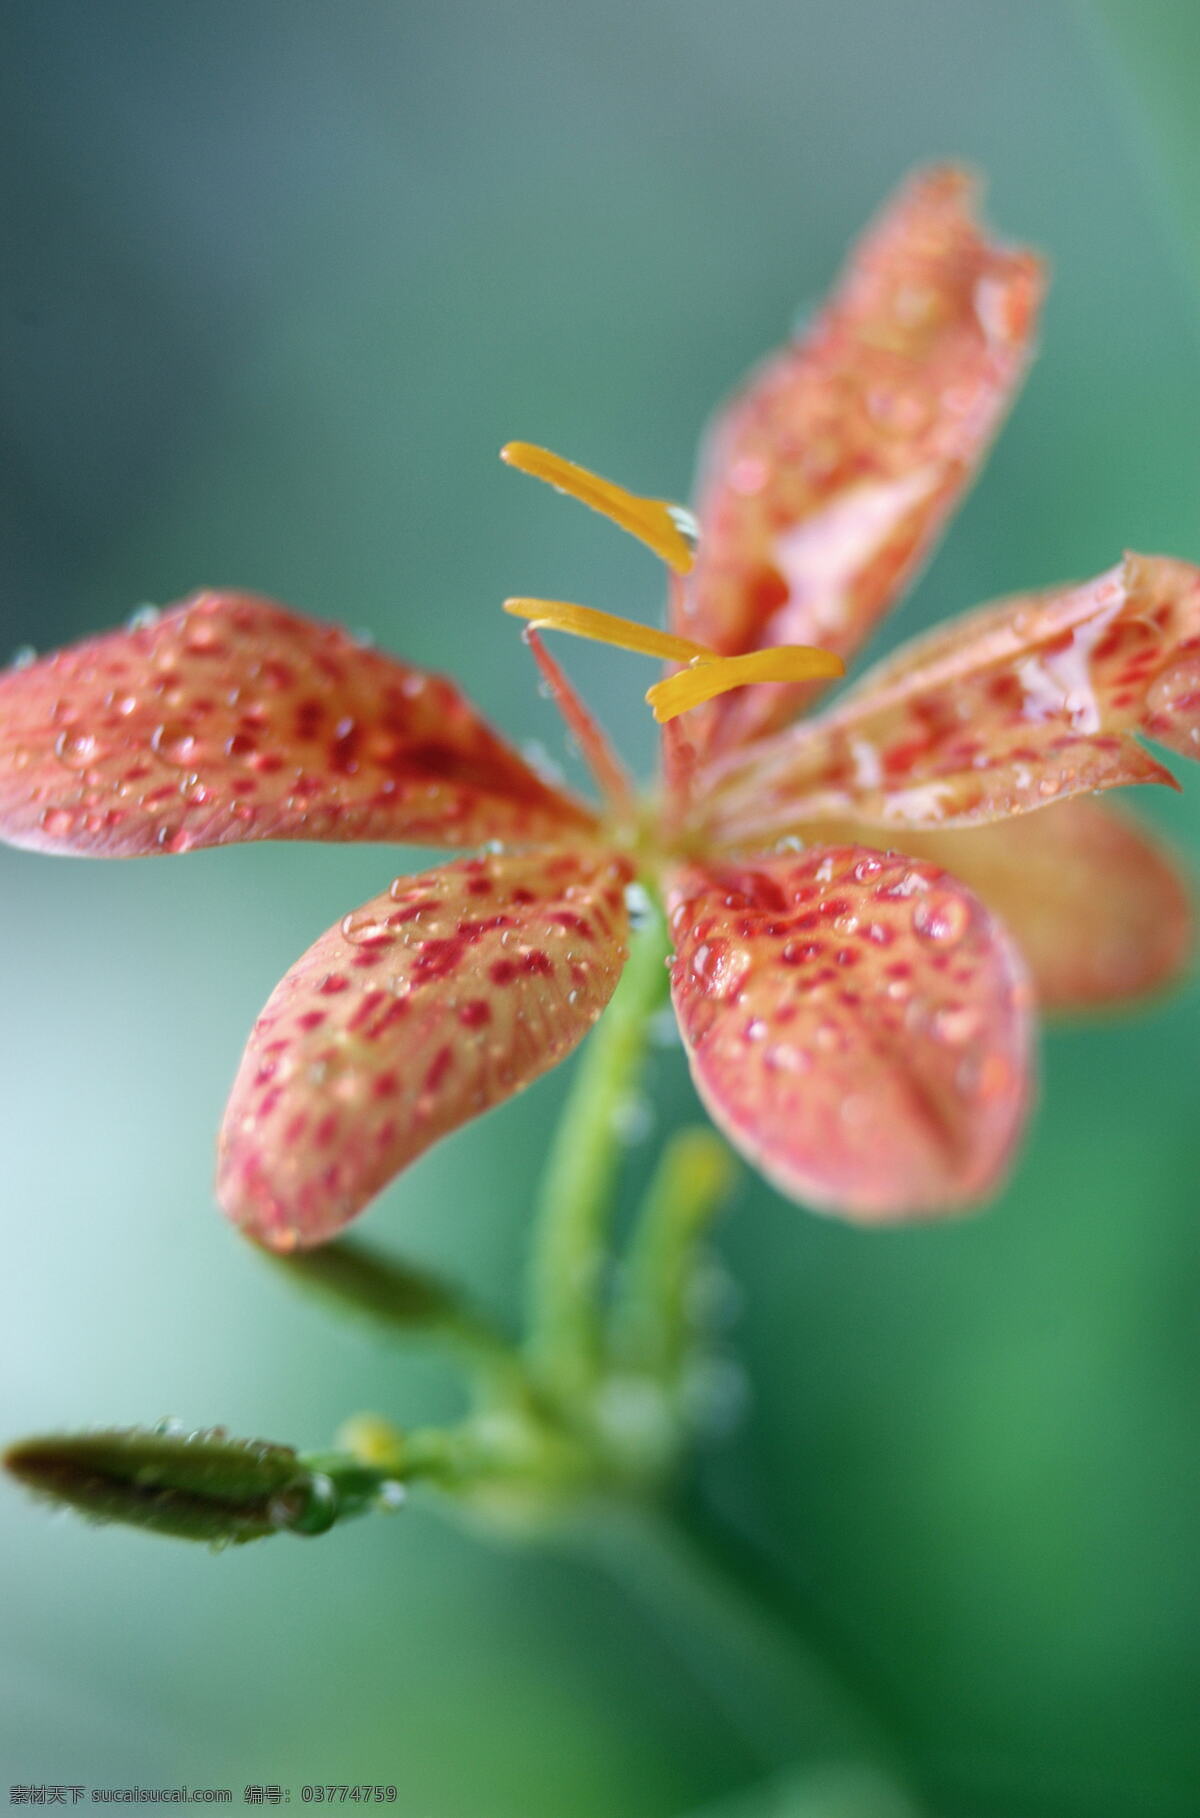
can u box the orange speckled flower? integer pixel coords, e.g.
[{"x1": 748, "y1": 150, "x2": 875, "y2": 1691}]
[{"x1": 2, "y1": 168, "x2": 1195, "y2": 1249}]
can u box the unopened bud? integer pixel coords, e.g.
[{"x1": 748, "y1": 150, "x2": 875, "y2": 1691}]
[{"x1": 4, "y1": 1425, "x2": 355, "y2": 1548}]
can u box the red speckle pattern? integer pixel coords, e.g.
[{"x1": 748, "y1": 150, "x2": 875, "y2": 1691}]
[
  {"x1": 4, "y1": 173, "x2": 1198, "y2": 1248},
  {"x1": 668, "y1": 847, "x2": 1032, "y2": 1220},
  {"x1": 884, "y1": 797, "x2": 1193, "y2": 1012},
  {"x1": 680, "y1": 167, "x2": 1043, "y2": 753},
  {"x1": 218, "y1": 845, "x2": 632, "y2": 1249},
  {"x1": 701, "y1": 555, "x2": 1200, "y2": 845},
  {"x1": 0, "y1": 591, "x2": 594, "y2": 857}
]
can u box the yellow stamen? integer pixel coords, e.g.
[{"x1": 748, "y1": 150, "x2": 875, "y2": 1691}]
[
  {"x1": 646, "y1": 646, "x2": 845, "y2": 722},
  {"x1": 504, "y1": 597, "x2": 716, "y2": 665},
  {"x1": 501, "y1": 441, "x2": 697, "y2": 574}
]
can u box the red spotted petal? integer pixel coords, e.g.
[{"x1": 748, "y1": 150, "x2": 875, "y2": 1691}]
[
  {"x1": 0, "y1": 591, "x2": 594, "y2": 857},
  {"x1": 700, "y1": 555, "x2": 1200, "y2": 847},
  {"x1": 218, "y1": 845, "x2": 632, "y2": 1250},
  {"x1": 680, "y1": 166, "x2": 1043, "y2": 752},
  {"x1": 883, "y1": 798, "x2": 1193, "y2": 1012},
  {"x1": 668, "y1": 848, "x2": 1032, "y2": 1221}
]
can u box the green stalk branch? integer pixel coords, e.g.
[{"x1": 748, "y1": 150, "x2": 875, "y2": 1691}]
[
  {"x1": 525, "y1": 895, "x2": 671, "y2": 1404},
  {"x1": 262, "y1": 1235, "x2": 537, "y2": 1410}
]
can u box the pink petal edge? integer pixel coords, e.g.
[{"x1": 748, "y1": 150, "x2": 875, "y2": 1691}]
[
  {"x1": 0, "y1": 591, "x2": 594, "y2": 858},
  {"x1": 668, "y1": 847, "x2": 1033, "y2": 1222},
  {"x1": 700, "y1": 555, "x2": 1200, "y2": 846},
  {"x1": 219, "y1": 844, "x2": 632, "y2": 1250},
  {"x1": 680, "y1": 164, "x2": 1043, "y2": 754}
]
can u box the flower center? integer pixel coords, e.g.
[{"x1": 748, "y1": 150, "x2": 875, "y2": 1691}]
[{"x1": 501, "y1": 441, "x2": 843, "y2": 722}]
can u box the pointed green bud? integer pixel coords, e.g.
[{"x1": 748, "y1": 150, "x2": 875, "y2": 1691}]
[
  {"x1": 263, "y1": 1237, "x2": 535, "y2": 1409},
  {"x1": 3, "y1": 1425, "x2": 375, "y2": 1547},
  {"x1": 263, "y1": 1237, "x2": 458, "y2": 1338}
]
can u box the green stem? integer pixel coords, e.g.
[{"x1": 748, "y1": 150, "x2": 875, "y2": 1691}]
[
  {"x1": 579, "y1": 1502, "x2": 920, "y2": 1804},
  {"x1": 525, "y1": 896, "x2": 670, "y2": 1403},
  {"x1": 610, "y1": 1126, "x2": 736, "y2": 1389}
]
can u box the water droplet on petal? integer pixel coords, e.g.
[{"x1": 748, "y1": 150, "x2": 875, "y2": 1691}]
[
  {"x1": 151, "y1": 722, "x2": 201, "y2": 766},
  {"x1": 690, "y1": 939, "x2": 751, "y2": 1000},
  {"x1": 1146, "y1": 653, "x2": 1200, "y2": 744},
  {"x1": 912, "y1": 893, "x2": 969, "y2": 946},
  {"x1": 54, "y1": 729, "x2": 97, "y2": 769},
  {"x1": 340, "y1": 908, "x2": 395, "y2": 947},
  {"x1": 931, "y1": 1003, "x2": 981, "y2": 1045}
]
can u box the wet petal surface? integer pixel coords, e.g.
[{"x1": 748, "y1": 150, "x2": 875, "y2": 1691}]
[
  {"x1": 700, "y1": 555, "x2": 1200, "y2": 846},
  {"x1": 0, "y1": 592, "x2": 593, "y2": 857},
  {"x1": 668, "y1": 848, "x2": 1032, "y2": 1221},
  {"x1": 680, "y1": 166, "x2": 1042, "y2": 751},
  {"x1": 883, "y1": 799, "x2": 1193, "y2": 1012},
  {"x1": 219, "y1": 846, "x2": 632, "y2": 1250}
]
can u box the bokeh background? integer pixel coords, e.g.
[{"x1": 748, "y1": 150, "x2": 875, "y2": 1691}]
[{"x1": 2, "y1": 2, "x2": 1198, "y2": 1814}]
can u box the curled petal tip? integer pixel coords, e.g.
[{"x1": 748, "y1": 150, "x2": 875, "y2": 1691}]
[{"x1": 682, "y1": 162, "x2": 1044, "y2": 753}]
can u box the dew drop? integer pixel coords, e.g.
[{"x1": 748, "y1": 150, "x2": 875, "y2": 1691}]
[
  {"x1": 375, "y1": 1480, "x2": 408, "y2": 1513},
  {"x1": 151, "y1": 722, "x2": 200, "y2": 766},
  {"x1": 931, "y1": 1003, "x2": 981, "y2": 1045},
  {"x1": 8, "y1": 645, "x2": 36, "y2": 670},
  {"x1": 1145, "y1": 653, "x2": 1200, "y2": 735},
  {"x1": 690, "y1": 940, "x2": 751, "y2": 999},
  {"x1": 126, "y1": 604, "x2": 162, "y2": 632},
  {"x1": 624, "y1": 881, "x2": 652, "y2": 927},
  {"x1": 611, "y1": 1093, "x2": 653, "y2": 1144},
  {"x1": 54, "y1": 729, "x2": 97, "y2": 769},
  {"x1": 340, "y1": 908, "x2": 395, "y2": 947},
  {"x1": 912, "y1": 893, "x2": 969, "y2": 946}
]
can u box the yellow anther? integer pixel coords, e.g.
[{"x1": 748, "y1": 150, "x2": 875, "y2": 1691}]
[
  {"x1": 501, "y1": 441, "x2": 697, "y2": 574},
  {"x1": 504, "y1": 597, "x2": 716, "y2": 665},
  {"x1": 646, "y1": 646, "x2": 845, "y2": 722}
]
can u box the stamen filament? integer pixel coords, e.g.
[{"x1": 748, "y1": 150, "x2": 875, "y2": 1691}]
[
  {"x1": 504, "y1": 597, "x2": 716, "y2": 666},
  {"x1": 501, "y1": 442, "x2": 697, "y2": 574},
  {"x1": 646, "y1": 646, "x2": 845, "y2": 722},
  {"x1": 522, "y1": 628, "x2": 636, "y2": 822}
]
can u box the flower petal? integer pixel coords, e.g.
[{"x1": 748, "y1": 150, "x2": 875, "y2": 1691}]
[
  {"x1": 878, "y1": 799, "x2": 1193, "y2": 1012},
  {"x1": 680, "y1": 166, "x2": 1043, "y2": 751},
  {"x1": 700, "y1": 555, "x2": 1200, "y2": 846},
  {"x1": 0, "y1": 591, "x2": 593, "y2": 857},
  {"x1": 668, "y1": 848, "x2": 1033, "y2": 1221},
  {"x1": 218, "y1": 845, "x2": 632, "y2": 1250}
]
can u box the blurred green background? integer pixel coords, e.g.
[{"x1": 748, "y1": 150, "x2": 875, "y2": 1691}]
[{"x1": 2, "y1": 2, "x2": 1198, "y2": 1813}]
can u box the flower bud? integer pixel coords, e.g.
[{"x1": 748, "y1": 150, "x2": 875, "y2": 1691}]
[{"x1": 4, "y1": 1424, "x2": 345, "y2": 1547}]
